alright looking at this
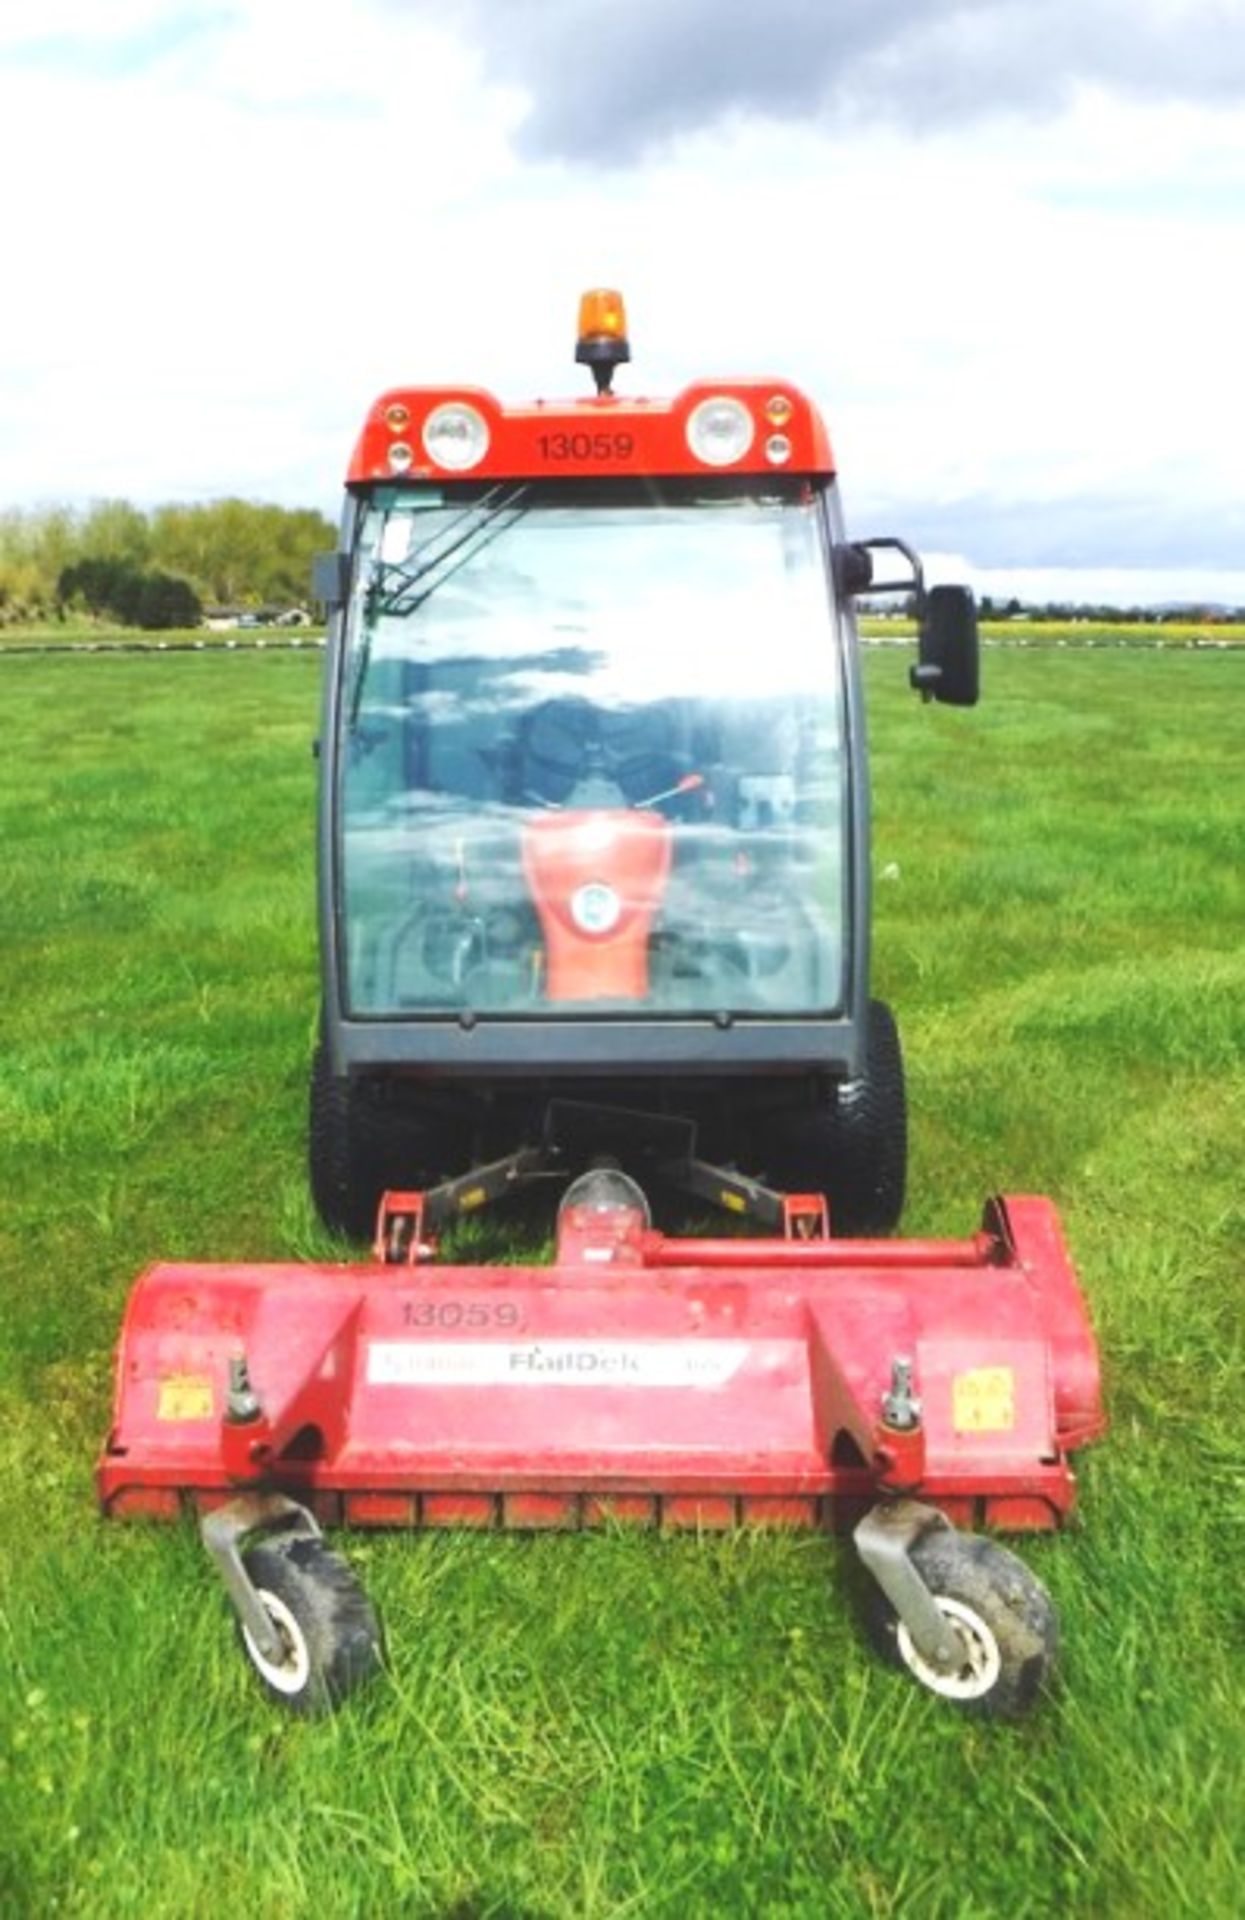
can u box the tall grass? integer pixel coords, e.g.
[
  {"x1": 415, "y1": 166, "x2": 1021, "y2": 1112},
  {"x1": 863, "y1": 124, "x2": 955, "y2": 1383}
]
[{"x1": 1, "y1": 646, "x2": 1242, "y2": 1916}]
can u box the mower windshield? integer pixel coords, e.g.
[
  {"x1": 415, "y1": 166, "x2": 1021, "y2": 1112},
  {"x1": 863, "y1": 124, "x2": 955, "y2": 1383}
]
[{"x1": 338, "y1": 480, "x2": 848, "y2": 1020}]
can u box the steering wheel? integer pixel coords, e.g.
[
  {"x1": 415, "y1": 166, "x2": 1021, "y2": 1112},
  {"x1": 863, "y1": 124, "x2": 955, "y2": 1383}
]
[
  {"x1": 520, "y1": 697, "x2": 597, "y2": 801},
  {"x1": 520, "y1": 698, "x2": 688, "y2": 808}
]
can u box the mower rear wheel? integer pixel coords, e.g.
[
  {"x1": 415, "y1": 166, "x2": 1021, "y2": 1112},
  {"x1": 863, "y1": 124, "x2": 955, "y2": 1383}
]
[
  {"x1": 864, "y1": 1529, "x2": 1058, "y2": 1718},
  {"x1": 768, "y1": 999, "x2": 907, "y2": 1234},
  {"x1": 309, "y1": 1038, "x2": 446, "y2": 1240},
  {"x1": 238, "y1": 1534, "x2": 383, "y2": 1716}
]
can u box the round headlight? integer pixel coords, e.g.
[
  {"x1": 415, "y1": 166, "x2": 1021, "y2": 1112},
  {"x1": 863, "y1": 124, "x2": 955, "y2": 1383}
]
[
  {"x1": 422, "y1": 402, "x2": 490, "y2": 472},
  {"x1": 387, "y1": 441, "x2": 414, "y2": 473},
  {"x1": 686, "y1": 396, "x2": 755, "y2": 467},
  {"x1": 765, "y1": 433, "x2": 792, "y2": 465},
  {"x1": 570, "y1": 882, "x2": 622, "y2": 935}
]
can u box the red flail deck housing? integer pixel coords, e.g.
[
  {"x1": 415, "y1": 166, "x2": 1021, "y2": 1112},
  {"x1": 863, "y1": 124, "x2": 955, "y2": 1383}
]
[{"x1": 99, "y1": 1194, "x2": 1104, "y2": 1534}]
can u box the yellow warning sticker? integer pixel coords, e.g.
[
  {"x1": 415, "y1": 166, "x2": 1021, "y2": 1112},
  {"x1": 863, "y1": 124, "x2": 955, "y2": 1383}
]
[
  {"x1": 457, "y1": 1187, "x2": 488, "y2": 1212},
  {"x1": 952, "y1": 1366, "x2": 1016, "y2": 1433},
  {"x1": 157, "y1": 1374, "x2": 215, "y2": 1423},
  {"x1": 720, "y1": 1190, "x2": 747, "y2": 1214}
]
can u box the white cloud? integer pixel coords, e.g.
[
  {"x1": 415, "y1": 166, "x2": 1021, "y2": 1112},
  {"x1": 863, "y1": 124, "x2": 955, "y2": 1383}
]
[
  {"x1": 0, "y1": 2, "x2": 191, "y2": 50},
  {"x1": 0, "y1": 1, "x2": 1241, "y2": 598}
]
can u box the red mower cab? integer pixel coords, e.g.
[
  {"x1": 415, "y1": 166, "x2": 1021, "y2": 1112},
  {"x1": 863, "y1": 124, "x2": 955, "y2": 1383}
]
[{"x1": 99, "y1": 294, "x2": 1103, "y2": 1719}]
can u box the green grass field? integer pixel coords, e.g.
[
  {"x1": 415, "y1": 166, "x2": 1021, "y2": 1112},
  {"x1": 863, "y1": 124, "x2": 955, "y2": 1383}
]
[{"x1": 1, "y1": 645, "x2": 1242, "y2": 1917}]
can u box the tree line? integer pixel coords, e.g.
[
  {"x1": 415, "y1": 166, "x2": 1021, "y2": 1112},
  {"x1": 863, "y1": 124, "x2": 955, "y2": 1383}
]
[
  {"x1": 0, "y1": 498, "x2": 335, "y2": 629},
  {"x1": 979, "y1": 595, "x2": 1245, "y2": 623}
]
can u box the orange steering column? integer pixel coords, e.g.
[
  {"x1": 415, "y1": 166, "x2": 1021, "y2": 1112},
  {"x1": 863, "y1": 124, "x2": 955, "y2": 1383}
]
[{"x1": 521, "y1": 810, "x2": 673, "y2": 1001}]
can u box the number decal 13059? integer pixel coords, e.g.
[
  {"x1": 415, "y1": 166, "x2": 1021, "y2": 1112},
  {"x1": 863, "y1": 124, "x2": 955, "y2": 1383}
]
[
  {"x1": 401, "y1": 1299, "x2": 522, "y2": 1329},
  {"x1": 537, "y1": 430, "x2": 635, "y2": 462}
]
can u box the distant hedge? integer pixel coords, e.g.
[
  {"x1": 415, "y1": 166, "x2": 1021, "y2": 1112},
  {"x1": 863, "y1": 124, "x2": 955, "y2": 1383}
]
[{"x1": 57, "y1": 557, "x2": 203, "y2": 631}]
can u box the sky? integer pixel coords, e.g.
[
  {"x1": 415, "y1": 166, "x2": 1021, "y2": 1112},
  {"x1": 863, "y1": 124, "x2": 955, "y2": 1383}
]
[{"x1": 1, "y1": 0, "x2": 1243, "y2": 605}]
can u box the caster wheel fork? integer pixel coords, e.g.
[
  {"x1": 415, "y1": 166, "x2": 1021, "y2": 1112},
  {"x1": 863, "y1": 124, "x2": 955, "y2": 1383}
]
[{"x1": 854, "y1": 1499, "x2": 1059, "y2": 1719}]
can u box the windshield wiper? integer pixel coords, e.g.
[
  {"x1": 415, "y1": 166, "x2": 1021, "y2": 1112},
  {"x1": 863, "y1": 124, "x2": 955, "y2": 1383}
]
[
  {"x1": 347, "y1": 484, "x2": 530, "y2": 730},
  {"x1": 369, "y1": 484, "x2": 531, "y2": 619}
]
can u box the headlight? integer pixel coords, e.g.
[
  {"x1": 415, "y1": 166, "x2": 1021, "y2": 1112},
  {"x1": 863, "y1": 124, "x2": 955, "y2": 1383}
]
[
  {"x1": 570, "y1": 882, "x2": 622, "y2": 935},
  {"x1": 686, "y1": 396, "x2": 754, "y2": 467},
  {"x1": 422, "y1": 402, "x2": 490, "y2": 471}
]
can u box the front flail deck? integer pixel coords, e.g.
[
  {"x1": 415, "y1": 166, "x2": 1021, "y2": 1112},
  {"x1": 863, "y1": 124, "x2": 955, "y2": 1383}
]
[{"x1": 99, "y1": 1194, "x2": 1104, "y2": 1533}]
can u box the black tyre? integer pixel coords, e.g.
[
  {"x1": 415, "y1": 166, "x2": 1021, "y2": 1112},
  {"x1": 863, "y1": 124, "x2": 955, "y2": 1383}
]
[
  {"x1": 309, "y1": 1036, "x2": 447, "y2": 1240},
  {"x1": 238, "y1": 1534, "x2": 383, "y2": 1715},
  {"x1": 834, "y1": 999, "x2": 906, "y2": 1232},
  {"x1": 863, "y1": 1529, "x2": 1058, "y2": 1719},
  {"x1": 767, "y1": 999, "x2": 907, "y2": 1234},
  {"x1": 309, "y1": 1038, "x2": 375, "y2": 1238}
]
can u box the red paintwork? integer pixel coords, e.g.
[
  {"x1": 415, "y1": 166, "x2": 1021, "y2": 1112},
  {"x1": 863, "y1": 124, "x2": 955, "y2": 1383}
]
[
  {"x1": 521, "y1": 810, "x2": 673, "y2": 1001},
  {"x1": 347, "y1": 381, "x2": 835, "y2": 485},
  {"x1": 99, "y1": 1196, "x2": 1105, "y2": 1535}
]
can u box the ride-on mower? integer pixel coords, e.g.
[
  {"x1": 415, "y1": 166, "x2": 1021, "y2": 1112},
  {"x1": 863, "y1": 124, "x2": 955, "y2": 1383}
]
[{"x1": 99, "y1": 292, "x2": 1105, "y2": 1717}]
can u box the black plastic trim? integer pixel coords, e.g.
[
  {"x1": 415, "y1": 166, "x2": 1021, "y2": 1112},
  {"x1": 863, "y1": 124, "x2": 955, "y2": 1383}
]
[{"x1": 337, "y1": 1016, "x2": 859, "y2": 1078}]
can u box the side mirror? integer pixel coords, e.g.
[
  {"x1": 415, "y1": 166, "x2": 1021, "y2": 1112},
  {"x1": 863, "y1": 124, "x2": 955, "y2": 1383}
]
[
  {"x1": 313, "y1": 550, "x2": 350, "y2": 609},
  {"x1": 911, "y1": 585, "x2": 979, "y2": 706}
]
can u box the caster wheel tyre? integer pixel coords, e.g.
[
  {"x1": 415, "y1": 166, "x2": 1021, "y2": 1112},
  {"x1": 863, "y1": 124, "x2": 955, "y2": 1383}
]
[
  {"x1": 864, "y1": 1529, "x2": 1058, "y2": 1719},
  {"x1": 238, "y1": 1534, "x2": 383, "y2": 1716}
]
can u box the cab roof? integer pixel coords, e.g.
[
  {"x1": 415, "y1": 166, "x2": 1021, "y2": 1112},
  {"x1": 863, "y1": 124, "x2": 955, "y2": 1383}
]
[{"x1": 347, "y1": 380, "x2": 835, "y2": 487}]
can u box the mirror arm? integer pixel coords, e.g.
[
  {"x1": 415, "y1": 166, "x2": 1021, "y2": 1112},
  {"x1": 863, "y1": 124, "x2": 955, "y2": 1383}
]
[{"x1": 846, "y1": 537, "x2": 927, "y2": 612}]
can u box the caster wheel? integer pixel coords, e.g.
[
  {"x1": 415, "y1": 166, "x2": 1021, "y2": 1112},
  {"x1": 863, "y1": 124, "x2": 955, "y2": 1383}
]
[
  {"x1": 238, "y1": 1534, "x2": 383, "y2": 1716},
  {"x1": 864, "y1": 1528, "x2": 1058, "y2": 1718}
]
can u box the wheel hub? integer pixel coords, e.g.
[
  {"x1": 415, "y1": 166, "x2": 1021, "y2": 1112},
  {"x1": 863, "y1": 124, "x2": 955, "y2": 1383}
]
[{"x1": 896, "y1": 1596, "x2": 1002, "y2": 1700}]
